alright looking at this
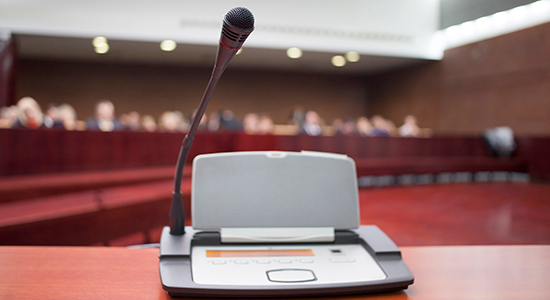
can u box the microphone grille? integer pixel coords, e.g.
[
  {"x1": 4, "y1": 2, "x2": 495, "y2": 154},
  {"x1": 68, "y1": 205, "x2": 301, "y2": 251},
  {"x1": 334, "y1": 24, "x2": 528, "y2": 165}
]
[{"x1": 224, "y1": 7, "x2": 255, "y2": 30}]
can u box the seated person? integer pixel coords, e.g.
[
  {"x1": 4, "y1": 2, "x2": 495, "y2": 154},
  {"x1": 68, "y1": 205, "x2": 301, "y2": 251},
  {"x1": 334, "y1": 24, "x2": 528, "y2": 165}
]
[
  {"x1": 243, "y1": 113, "x2": 260, "y2": 134},
  {"x1": 219, "y1": 110, "x2": 243, "y2": 132},
  {"x1": 158, "y1": 111, "x2": 182, "y2": 132},
  {"x1": 141, "y1": 115, "x2": 158, "y2": 132},
  {"x1": 11, "y1": 97, "x2": 46, "y2": 129},
  {"x1": 300, "y1": 110, "x2": 322, "y2": 136},
  {"x1": 124, "y1": 111, "x2": 141, "y2": 131},
  {"x1": 258, "y1": 114, "x2": 274, "y2": 135},
  {"x1": 86, "y1": 100, "x2": 124, "y2": 131},
  {"x1": 356, "y1": 116, "x2": 372, "y2": 137},
  {"x1": 43, "y1": 103, "x2": 65, "y2": 129},
  {"x1": 0, "y1": 105, "x2": 19, "y2": 128},
  {"x1": 58, "y1": 103, "x2": 78, "y2": 130},
  {"x1": 335, "y1": 117, "x2": 357, "y2": 135},
  {"x1": 398, "y1": 115, "x2": 421, "y2": 137},
  {"x1": 370, "y1": 115, "x2": 390, "y2": 137}
]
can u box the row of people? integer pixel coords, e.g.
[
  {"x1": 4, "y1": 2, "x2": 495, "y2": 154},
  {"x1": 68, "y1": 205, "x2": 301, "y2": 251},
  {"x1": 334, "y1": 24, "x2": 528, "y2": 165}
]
[
  {"x1": 0, "y1": 98, "x2": 271, "y2": 134},
  {"x1": 0, "y1": 97, "x2": 78, "y2": 130},
  {"x1": 0, "y1": 97, "x2": 429, "y2": 137},
  {"x1": 296, "y1": 109, "x2": 429, "y2": 138},
  {"x1": 333, "y1": 115, "x2": 427, "y2": 137}
]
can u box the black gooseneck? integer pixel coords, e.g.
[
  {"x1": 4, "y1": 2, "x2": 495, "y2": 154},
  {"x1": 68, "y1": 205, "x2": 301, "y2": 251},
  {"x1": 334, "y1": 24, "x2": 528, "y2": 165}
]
[{"x1": 169, "y1": 7, "x2": 255, "y2": 235}]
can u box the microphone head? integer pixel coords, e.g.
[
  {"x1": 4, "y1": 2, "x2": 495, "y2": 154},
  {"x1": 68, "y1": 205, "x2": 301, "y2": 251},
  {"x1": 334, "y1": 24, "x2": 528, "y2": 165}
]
[
  {"x1": 225, "y1": 7, "x2": 255, "y2": 31},
  {"x1": 220, "y1": 7, "x2": 255, "y2": 49}
]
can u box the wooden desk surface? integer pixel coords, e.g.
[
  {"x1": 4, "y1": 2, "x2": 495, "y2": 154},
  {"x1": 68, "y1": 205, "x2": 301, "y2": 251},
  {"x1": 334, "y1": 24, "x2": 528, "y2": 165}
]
[{"x1": 0, "y1": 245, "x2": 549, "y2": 300}]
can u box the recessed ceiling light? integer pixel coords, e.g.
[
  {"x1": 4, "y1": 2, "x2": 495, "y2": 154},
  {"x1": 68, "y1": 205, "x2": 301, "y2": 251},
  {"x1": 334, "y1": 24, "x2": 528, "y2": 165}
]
[
  {"x1": 92, "y1": 36, "x2": 107, "y2": 47},
  {"x1": 160, "y1": 40, "x2": 177, "y2": 51},
  {"x1": 331, "y1": 55, "x2": 346, "y2": 67},
  {"x1": 286, "y1": 47, "x2": 303, "y2": 59},
  {"x1": 94, "y1": 43, "x2": 109, "y2": 54},
  {"x1": 345, "y1": 51, "x2": 360, "y2": 62}
]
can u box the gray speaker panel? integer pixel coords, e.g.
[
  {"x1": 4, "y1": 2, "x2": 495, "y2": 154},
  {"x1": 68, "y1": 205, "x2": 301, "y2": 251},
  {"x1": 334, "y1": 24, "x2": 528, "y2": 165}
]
[{"x1": 191, "y1": 151, "x2": 359, "y2": 230}]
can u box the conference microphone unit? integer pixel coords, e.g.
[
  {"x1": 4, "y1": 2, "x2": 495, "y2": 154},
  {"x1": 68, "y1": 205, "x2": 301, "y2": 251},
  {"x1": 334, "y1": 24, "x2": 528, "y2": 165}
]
[{"x1": 169, "y1": 7, "x2": 255, "y2": 236}]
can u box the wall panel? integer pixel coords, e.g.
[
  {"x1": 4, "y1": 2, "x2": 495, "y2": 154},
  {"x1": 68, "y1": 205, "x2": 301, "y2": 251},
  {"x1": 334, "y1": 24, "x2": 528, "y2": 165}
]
[
  {"x1": 367, "y1": 22, "x2": 550, "y2": 135},
  {"x1": 15, "y1": 60, "x2": 368, "y2": 125}
]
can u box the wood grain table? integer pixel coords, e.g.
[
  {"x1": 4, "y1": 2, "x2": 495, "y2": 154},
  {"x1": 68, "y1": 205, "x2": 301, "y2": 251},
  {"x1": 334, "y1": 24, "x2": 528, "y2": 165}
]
[{"x1": 1, "y1": 245, "x2": 549, "y2": 299}]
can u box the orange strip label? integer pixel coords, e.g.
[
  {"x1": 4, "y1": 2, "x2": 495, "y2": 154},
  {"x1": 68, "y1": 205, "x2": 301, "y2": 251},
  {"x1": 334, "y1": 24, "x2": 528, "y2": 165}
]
[{"x1": 206, "y1": 249, "x2": 314, "y2": 257}]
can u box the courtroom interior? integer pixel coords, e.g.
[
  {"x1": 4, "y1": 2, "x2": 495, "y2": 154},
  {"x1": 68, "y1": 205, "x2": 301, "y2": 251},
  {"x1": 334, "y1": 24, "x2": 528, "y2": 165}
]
[{"x1": 1, "y1": 0, "x2": 549, "y2": 249}]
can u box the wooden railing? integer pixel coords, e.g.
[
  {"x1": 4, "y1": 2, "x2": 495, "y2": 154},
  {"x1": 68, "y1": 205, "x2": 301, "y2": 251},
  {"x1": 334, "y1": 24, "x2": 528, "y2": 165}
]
[
  {"x1": 2, "y1": 128, "x2": 548, "y2": 179},
  {"x1": 3, "y1": 128, "x2": 540, "y2": 174}
]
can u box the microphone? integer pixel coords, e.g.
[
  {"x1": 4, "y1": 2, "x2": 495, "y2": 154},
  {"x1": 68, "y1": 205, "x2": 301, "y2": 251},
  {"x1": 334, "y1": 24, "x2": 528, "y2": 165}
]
[
  {"x1": 169, "y1": 7, "x2": 255, "y2": 235},
  {"x1": 214, "y1": 7, "x2": 255, "y2": 77}
]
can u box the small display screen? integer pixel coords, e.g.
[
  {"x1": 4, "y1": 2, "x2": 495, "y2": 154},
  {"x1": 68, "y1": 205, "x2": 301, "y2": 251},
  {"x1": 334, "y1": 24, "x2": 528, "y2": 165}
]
[{"x1": 206, "y1": 249, "x2": 314, "y2": 258}]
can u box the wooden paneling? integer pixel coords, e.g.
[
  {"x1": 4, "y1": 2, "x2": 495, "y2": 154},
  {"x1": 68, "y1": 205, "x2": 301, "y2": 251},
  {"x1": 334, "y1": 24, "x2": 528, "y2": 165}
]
[
  {"x1": 3, "y1": 129, "x2": 546, "y2": 179},
  {"x1": 367, "y1": 22, "x2": 550, "y2": 135},
  {"x1": 11, "y1": 23, "x2": 550, "y2": 136},
  {"x1": 15, "y1": 59, "x2": 368, "y2": 125},
  {"x1": 0, "y1": 37, "x2": 17, "y2": 108}
]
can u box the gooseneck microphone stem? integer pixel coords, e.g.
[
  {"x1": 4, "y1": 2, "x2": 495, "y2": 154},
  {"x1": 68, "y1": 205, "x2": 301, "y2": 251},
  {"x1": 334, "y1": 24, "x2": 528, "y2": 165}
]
[
  {"x1": 170, "y1": 72, "x2": 224, "y2": 236},
  {"x1": 169, "y1": 6, "x2": 255, "y2": 236},
  {"x1": 169, "y1": 45, "x2": 240, "y2": 235},
  {"x1": 174, "y1": 73, "x2": 222, "y2": 193}
]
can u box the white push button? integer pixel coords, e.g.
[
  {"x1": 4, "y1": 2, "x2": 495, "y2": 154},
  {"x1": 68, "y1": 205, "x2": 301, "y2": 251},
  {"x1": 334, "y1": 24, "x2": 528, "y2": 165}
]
[
  {"x1": 278, "y1": 259, "x2": 292, "y2": 264},
  {"x1": 256, "y1": 259, "x2": 271, "y2": 264},
  {"x1": 267, "y1": 269, "x2": 316, "y2": 283},
  {"x1": 234, "y1": 260, "x2": 248, "y2": 264},
  {"x1": 330, "y1": 258, "x2": 355, "y2": 263}
]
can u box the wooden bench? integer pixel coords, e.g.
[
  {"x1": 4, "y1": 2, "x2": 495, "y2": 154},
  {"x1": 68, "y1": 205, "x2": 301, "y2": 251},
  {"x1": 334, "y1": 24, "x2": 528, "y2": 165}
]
[
  {"x1": 0, "y1": 155, "x2": 531, "y2": 246},
  {"x1": 354, "y1": 156, "x2": 528, "y2": 177},
  {"x1": 0, "y1": 166, "x2": 191, "y2": 203},
  {"x1": 0, "y1": 179, "x2": 191, "y2": 246}
]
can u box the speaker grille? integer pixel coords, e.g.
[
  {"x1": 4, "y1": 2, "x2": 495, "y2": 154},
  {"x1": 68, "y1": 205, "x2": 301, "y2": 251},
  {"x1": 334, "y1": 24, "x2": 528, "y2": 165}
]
[
  {"x1": 224, "y1": 7, "x2": 254, "y2": 30},
  {"x1": 222, "y1": 26, "x2": 239, "y2": 41}
]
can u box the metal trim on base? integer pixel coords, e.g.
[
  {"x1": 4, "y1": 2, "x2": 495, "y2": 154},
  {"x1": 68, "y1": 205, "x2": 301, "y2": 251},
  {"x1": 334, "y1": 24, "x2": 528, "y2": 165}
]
[{"x1": 159, "y1": 225, "x2": 414, "y2": 298}]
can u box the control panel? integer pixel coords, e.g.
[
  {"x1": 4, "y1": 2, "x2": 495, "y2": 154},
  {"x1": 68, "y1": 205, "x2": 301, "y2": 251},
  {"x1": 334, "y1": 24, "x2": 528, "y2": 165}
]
[{"x1": 191, "y1": 244, "x2": 386, "y2": 285}]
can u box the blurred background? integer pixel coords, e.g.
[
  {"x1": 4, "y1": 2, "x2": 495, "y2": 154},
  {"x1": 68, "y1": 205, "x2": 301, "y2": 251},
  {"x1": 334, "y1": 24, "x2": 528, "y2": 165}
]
[{"x1": 0, "y1": 0, "x2": 549, "y2": 247}]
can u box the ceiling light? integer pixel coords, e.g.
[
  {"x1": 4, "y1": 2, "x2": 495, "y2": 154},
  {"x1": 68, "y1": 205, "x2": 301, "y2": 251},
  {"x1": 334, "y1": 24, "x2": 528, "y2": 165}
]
[
  {"x1": 492, "y1": 11, "x2": 509, "y2": 25},
  {"x1": 331, "y1": 55, "x2": 346, "y2": 67},
  {"x1": 459, "y1": 21, "x2": 475, "y2": 36},
  {"x1": 441, "y1": 0, "x2": 550, "y2": 50},
  {"x1": 530, "y1": 0, "x2": 550, "y2": 15},
  {"x1": 474, "y1": 16, "x2": 492, "y2": 31},
  {"x1": 94, "y1": 43, "x2": 109, "y2": 54},
  {"x1": 92, "y1": 36, "x2": 107, "y2": 47},
  {"x1": 286, "y1": 47, "x2": 302, "y2": 59},
  {"x1": 160, "y1": 40, "x2": 177, "y2": 51},
  {"x1": 345, "y1": 51, "x2": 360, "y2": 62},
  {"x1": 510, "y1": 6, "x2": 528, "y2": 21}
]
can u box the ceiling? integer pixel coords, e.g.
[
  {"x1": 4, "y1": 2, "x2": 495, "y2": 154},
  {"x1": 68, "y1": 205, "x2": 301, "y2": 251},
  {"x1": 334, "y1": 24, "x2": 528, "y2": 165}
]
[
  {"x1": 440, "y1": 0, "x2": 538, "y2": 28},
  {"x1": 15, "y1": 34, "x2": 427, "y2": 75},
  {"x1": 5, "y1": 0, "x2": 533, "y2": 75},
  {"x1": 3, "y1": 0, "x2": 443, "y2": 75}
]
